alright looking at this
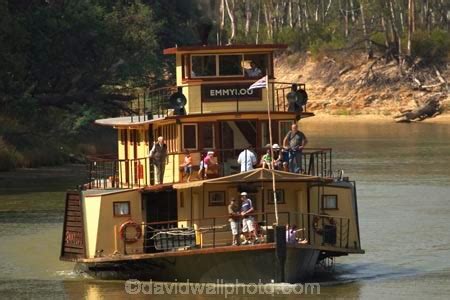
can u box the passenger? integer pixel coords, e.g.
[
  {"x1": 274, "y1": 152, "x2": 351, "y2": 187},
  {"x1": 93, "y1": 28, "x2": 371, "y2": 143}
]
[
  {"x1": 198, "y1": 151, "x2": 215, "y2": 179},
  {"x1": 271, "y1": 144, "x2": 284, "y2": 170},
  {"x1": 149, "y1": 136, "x2": 168, "y2": 184},
  {"x1": 286, "y1": 225, "x2": 298, "y2": 244},
  {"x1": 228, "y1": 197, "x2": 241, "y2": 246},
  {"x1": 261, "y1": 146, "x2": 273, "y2": 169},
  {"x1": 181, "y1": 150, "x2": 192, "y2": 182},
  {"x1": 245, "y1": 61, "x2": 262, "y2": 78},
  {"x1": 240, "y1": 192, "x2": 257, "y2": 245},
  {"x1": 283, "y1": 123, "x2": 308, "y2": 173},
  {"x1": 237, "y1": 145, "x2": 257, "y2": 172}
]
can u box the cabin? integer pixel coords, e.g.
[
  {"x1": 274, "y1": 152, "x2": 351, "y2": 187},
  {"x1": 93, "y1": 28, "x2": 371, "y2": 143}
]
[{"x1": 60, "y1": 44, "x2": 362, "y2": 267}]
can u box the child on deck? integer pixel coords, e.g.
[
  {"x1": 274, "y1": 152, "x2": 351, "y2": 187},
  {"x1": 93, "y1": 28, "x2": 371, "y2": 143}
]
[
  {"x1": 181, "y1": 150, "x2": 192, "y2": 182},
  {"x1": 261, "y1": 148, "x2": 273, "y2": 169}
]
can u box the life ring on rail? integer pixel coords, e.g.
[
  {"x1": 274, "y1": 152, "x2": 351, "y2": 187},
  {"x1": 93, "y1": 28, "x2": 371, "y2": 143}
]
[
  {"x1": 120, "y1": 220, "x2": 142, "y2": 243},
  {"x1": 312, "y1": 215, "x2": 336, "y2": 235}
]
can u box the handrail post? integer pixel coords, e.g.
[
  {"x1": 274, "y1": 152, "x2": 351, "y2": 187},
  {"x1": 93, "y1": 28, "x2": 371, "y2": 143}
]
[{"x1": 213, "y1": 217, "x2": 216, "y2": 248}]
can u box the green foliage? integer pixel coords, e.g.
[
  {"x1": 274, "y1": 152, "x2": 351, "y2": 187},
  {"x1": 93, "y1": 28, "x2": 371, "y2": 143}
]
[{"x1": 411, "y1": 29, "x2": 450, "y2": 64}]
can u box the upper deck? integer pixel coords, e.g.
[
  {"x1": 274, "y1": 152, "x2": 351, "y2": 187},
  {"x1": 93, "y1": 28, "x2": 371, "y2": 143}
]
[{"x1": 88, "y1": 44, "x2": 321, "y2": 190}]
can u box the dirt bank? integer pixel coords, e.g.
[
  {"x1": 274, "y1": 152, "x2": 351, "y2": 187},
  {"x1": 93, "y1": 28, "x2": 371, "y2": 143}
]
[{"x1": 275, "y1": 52, "x2": 449, "y2": 120}]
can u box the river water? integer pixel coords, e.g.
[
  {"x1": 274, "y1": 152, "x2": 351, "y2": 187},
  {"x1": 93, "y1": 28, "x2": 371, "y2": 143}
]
[{"x1": 0, "y1": 119, "x2": 449, "y2": 299}]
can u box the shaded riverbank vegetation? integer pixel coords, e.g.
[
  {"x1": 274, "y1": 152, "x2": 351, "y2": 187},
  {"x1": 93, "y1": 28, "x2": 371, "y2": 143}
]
[{"x1": 1, "y1": 0, "x2": 448, "y2": 170}]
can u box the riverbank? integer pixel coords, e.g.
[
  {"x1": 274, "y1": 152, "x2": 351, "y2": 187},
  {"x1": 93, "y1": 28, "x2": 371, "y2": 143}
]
[
  {"x1": 275, "y1": 52, "x2": 449, "y2": 118},
  {"x1": 301, "y1": 112, "x2": 450, "y2": 124}
]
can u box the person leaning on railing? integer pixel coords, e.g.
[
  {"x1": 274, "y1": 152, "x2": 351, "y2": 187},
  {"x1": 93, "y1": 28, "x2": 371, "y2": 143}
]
[
  {"x1": 228, "y1": 197, "x2": 241, "y2": 246},
  {"x1": 283, "y1": 123, "x2": 308, "y2": 173}
]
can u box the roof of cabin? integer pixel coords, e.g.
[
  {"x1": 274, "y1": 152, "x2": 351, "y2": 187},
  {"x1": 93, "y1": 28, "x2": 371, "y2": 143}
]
[
  {"x1": 163, "y1": 44, "x2": 288, "y2": 55},
  {"x1": 95, "y1": 115, "x2": 165, "y2": 127},
  {"x1": 173, "y1": 168, "x2": 331, "y2": 189}
]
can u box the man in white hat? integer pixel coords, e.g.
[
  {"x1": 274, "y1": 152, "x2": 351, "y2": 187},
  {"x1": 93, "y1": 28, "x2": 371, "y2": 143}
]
[{"x1": 240, "y1": 192, "x2": 256, "y2": 244}]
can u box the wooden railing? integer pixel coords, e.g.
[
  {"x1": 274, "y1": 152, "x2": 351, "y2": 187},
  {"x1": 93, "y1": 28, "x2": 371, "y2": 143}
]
[
  {"x1": 125, "y1": 81, "x2": 308, "y2": 121},
  {"x1": 85, "y1": 147, "x2": 333, "y2": 189},
  {"x1": 122, "y1": 211, "x2": 353, "y2": 255}
]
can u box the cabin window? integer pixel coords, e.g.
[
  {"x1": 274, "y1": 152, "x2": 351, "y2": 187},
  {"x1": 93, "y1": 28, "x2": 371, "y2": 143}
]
[
  {"x1": 279, "y1": 121, "x2": 293, "y2": 143},
  {"x1": 219, "y1": 54, "x2": 243, "y2": 76},
  {"x1": 191, "y1": 55, "x2": 216, "y2": 77},
  {"x1": 199, "y1": 123, "x2": 215, "y2": 149},
  {"x1": 113, "y1": 201, "x2": 131, "y2": 217},
  {"x1": 322, "y1": 195, "x2": 338, "y2": 209},
  {"x1": 208, "y1": 191, "x2": 226, "y2": 206},
  {"x1": 182, "y1": 124, "x2": 197, "y2": 150},
  {"x1": 261, "y1": 122, "x2": 270, "y2": 147},
  {"x1": 120, "y1": 129, "x2": 127, "y2": 145},
  {"x1": 267, "y1": 189, "x2": 285, "y2": 204}
]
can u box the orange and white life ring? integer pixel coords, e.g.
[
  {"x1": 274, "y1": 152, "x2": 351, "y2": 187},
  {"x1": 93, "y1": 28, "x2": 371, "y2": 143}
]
[{"x1": 119, "y1": 220, "x2": 142, "y2": 243}]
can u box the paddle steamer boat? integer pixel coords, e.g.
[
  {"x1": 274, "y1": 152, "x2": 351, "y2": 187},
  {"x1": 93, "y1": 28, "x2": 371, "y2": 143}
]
[{"x1": 60, "y1": 43, "x2": 364, "y2": 283}]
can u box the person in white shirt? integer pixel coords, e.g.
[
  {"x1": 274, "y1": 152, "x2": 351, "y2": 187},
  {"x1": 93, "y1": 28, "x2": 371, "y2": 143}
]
[{"x1": 237, "y1": 145, "x2": 257, "y2": 172}]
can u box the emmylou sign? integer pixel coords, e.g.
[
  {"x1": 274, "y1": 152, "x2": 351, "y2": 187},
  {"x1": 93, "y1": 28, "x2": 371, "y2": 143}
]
[{"x1": 201, "y1": 83, "x2": 262, "y2": 102}]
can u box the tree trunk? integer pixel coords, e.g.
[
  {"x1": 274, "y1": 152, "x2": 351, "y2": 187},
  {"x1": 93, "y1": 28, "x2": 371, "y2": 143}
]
[
  {"x1": 256, "y1": 0, "x2": 261, "y2": 44},
  {"x1": 360, "y1": 0, "x2": 373, "y2": 59},
  {"x1": 288, "y1": 0, "x2": 293, "y2": 28},
  {"x1": 224, "y1": 0, "x2": 237, "y2": 44},
  {"x1": 407, "y1": 0, "x2": 414, "y2": 56},
  {"x1": 245, "y1": 0, "x2": 252, "y2": 37},
  {"x1": 263, "y1": 1, "x2": 273, "y2": 41},
  {"x1": 303, "y1": 0, "x2": 310, "y2": 32}
]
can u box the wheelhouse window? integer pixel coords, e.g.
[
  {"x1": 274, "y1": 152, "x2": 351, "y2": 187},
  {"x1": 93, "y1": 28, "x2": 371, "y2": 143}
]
[
  {"x1": 191, "y1": 55, "x2": 216, "y2": 77},
  {"x1": 244, "y1": 54, "x2": 269, "y2": 78},
  {"x1": 322, "y1": 195, "x2": 338, "y2": 209},
  {"x1": 219, "y1": 55, "x2": 243, "y2": 76},
  {"x1": 113, "y1": 201, "x2": 131, "y2": 216},
  {"x1": 182, "y1": 124, "x2": 197, "y2": 150},
  {"x1": 186, "y1": 53, "x2": 272, "y2": 79}
]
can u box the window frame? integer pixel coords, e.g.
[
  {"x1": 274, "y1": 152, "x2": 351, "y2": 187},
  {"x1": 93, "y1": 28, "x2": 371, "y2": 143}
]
[
  {"x1": 190, "y1": 54, "x2": 218, "y2": 78},
  {"x1": 208, "y1": 191, "x2": 226, "y2": 206},
  {"x1": 267, "y1": 189, "x2": 285, "y2": 205},
  {"x1": 218, "y1": 54, "x2": 245, "y2": 77},
  {"x1": 113, "y1": 201, "x2": 131, "y2": 217},
  {"x1": 322, "y1": 195, "x2": 338, "y2": 210},
  {"x1": 279, "y1": 120, "x2": 293, "y2": 144},
  {"x1": 182, "y1": 123, "x2": 198, "y2": 150},
  {"x1": 199, "y1": 122, "x2": 215, "y2": 150}
]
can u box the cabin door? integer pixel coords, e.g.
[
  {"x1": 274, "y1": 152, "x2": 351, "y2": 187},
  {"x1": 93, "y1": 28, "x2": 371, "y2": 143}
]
[{"x1": 143, "y1": 190, "x2": 177, "y2": 253}]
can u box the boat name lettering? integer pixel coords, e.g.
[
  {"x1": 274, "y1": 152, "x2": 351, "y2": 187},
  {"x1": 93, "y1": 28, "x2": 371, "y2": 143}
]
[{"x1": 201, "y1": 83, "x2": 262, "y2": 102}]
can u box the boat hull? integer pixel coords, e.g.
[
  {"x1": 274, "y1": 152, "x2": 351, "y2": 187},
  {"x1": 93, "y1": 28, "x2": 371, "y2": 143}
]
[{"x1": 75, "y1": 247, "x2": 320, "y2": 283}]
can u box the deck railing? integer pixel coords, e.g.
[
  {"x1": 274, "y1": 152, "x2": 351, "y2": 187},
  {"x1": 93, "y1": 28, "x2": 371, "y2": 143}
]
[
  {"x1": 126, "y1": 81, "x2": 308, "y2": 121},
  {"x1": 122, "y1": 211, "x2": 352, "y2": 255},
  {"x1": 85, "y1": 147, "x2": 333, "y2": 189}
]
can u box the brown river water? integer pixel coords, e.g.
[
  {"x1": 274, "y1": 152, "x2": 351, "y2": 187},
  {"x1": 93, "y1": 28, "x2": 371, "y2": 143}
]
[{"x1": 0, "y1": 119, "x2": 449, "y2": 299}]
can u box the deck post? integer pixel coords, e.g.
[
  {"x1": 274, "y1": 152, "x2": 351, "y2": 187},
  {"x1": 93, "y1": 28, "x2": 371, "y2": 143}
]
[{"x1": 274, "y1": 225, "x2": 286, "y2": 282}]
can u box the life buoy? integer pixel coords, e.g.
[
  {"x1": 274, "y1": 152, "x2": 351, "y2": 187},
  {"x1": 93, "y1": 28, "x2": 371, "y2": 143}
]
[
  {"x1": 312, "y1": 215, "x2": 336, "y2": 235},
  {"x1": 120, "y1": 220, "x2": 142, "y2": 243}
]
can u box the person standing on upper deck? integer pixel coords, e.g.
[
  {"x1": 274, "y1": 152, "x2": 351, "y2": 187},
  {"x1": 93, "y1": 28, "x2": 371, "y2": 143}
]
[
  {"x1": 149, "y1": 136, "x2": 168, "y2": 184},
  {"x1": 283, "y1": 123, "x2": 308, "y2": 173},
  {"x1": 237, "y1": 145, "x2": 257, "y2": 172}
]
